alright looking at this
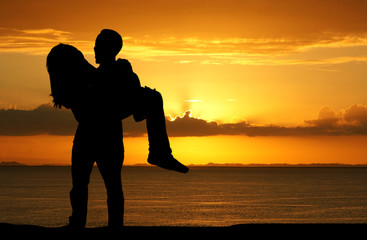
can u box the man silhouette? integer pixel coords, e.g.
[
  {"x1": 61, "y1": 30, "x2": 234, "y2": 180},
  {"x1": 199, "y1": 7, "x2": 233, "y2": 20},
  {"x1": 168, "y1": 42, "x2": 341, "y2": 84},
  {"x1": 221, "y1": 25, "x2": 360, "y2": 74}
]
[
  {"x1": 49, "y1": 30, "x2": 188, "y2": 231},
  {"x1": 69, "y1": 29, "x2": 187, "y2": 230},
  {"x1": 68, "y1": 51, "x2": 125, "y2": 230}
]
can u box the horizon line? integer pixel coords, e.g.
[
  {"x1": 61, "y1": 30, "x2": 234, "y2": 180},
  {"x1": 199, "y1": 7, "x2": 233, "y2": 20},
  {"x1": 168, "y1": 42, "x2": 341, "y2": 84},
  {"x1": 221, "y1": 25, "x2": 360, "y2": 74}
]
[{"x1": 1, "y1": 161, "x2": 366, "y2": 168}]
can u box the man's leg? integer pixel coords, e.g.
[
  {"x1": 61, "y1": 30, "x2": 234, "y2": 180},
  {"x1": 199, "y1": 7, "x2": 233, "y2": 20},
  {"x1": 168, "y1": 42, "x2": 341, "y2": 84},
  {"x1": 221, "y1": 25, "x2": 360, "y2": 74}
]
[{"x1": 97, "y1": 145, "x2": 124, "y2": 230}]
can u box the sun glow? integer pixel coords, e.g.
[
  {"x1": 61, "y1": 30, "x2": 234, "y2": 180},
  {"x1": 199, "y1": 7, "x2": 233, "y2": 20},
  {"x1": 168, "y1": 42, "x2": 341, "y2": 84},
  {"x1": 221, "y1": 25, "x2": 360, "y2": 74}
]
[
  {"x1": 167, "y1": 109, "x2": 197, "y2": 121},
  {"x1": 2, "y1": 135, "x2": 367, "y2": 166}
]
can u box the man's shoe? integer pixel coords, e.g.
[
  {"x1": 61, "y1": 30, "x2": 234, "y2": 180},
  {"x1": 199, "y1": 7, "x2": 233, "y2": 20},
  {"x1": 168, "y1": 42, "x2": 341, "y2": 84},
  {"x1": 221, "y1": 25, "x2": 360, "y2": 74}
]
[{"x1": 148, "y1": 153, "x2": 189, "y2": 173}]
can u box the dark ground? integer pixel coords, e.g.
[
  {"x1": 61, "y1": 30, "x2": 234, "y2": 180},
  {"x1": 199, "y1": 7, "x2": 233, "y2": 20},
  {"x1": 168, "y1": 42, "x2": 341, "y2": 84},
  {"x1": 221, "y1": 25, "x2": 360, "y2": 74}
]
[{"x1": 0, "y1": 222, "x2": 363, "y2": 238}]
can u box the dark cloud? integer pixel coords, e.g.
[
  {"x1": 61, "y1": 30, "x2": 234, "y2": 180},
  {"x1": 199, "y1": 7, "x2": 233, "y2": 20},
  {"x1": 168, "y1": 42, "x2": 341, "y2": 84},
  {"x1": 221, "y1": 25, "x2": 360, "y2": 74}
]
[
  {"x1": 166, "y1": 111, "x2": 220, "y2": 137},
  {"x1": 0, "y1": 104, "x2": 76, "y2": 135},
  {"x1": 1, "y1": 104, "x2": 367, "y2": 137},
  {"x1": 165, "y1": 106, "x2": 367, "y2": 137},
  {"x1": 344, "y1": 104, "x2": 367, "y2": 125},
  {"x1": 304, "y1": 105, "x2": 367, "y2": 135},
  {"x1": 304, "y1": 106, "x2": 340, "y2": 128}
]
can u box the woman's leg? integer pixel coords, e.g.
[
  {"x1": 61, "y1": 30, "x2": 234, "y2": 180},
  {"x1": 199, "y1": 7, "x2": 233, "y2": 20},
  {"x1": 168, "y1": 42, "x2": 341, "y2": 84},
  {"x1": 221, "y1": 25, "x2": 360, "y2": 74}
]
[
  {"x1": 69, "y1": 142, "x2": 95, "y2": 229},
  {"x1": 139, "y1": 87, "x2": 189, "y2": 173},
  {"x1": 144, "y1": 88, "x2": 171, "y2": 154}
]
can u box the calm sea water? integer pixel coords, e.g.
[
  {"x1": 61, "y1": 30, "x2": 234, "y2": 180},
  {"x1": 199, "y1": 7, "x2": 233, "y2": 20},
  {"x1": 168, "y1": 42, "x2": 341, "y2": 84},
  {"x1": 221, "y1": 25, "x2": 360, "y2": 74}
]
[{"x1": 0, "y1": 166, "x2": 366, "y2": 227}]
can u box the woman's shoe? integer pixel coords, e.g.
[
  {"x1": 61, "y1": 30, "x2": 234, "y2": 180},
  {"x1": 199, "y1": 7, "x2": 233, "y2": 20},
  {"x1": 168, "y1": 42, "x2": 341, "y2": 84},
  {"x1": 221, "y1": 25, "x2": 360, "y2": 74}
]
[{"x1": 148, "y1": 153, "x2": 189, "y2": 173}]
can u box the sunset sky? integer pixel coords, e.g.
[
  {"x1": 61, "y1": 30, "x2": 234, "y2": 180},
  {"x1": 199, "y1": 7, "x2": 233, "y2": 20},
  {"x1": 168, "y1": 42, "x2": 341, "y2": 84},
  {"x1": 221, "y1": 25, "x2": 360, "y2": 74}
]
[{"x1": 1, "y1": 0, "x2": 367, "y2": 165}]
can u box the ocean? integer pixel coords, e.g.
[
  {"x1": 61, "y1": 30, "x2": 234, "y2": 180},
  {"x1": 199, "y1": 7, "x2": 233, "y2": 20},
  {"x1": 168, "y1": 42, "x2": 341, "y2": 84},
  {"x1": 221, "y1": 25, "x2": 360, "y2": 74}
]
[{"x1": 0, "y1": 166, "x2": 366, "y2": 227}]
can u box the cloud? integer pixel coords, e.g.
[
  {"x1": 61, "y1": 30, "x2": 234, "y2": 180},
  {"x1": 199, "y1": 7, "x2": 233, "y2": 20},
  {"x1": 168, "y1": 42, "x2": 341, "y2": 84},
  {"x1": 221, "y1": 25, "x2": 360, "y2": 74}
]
[
  {"x1": 0, "y1": 104, "x2": 76, "y2": 135},
  {"x1": 304, "y1": 106, "x2": 340, "y2": 128},
  {"x1": 0, "y1": 28, "x2": 91, "y2": 55},
  {"x1": 123, "y1": 34, "x2": 367, "y2": 66},
  {"x1": 1, "y1": 104, "x2": 367, "y2": 137},
  {"x1": 304, "y1": 105, "x2": 367, "y2": 135},
  {"x1": 1, "y1": 27, "x2": 367, "y2": 66},
  {"x1": 344, "y1": 104, "x2": 367, "y2": 125},
  {"x1": 166, "y1": 110, "x2": 220, "y2": 137},
  {"x1": 165, "y1": 105, "x2": 367, "y2": 137}
]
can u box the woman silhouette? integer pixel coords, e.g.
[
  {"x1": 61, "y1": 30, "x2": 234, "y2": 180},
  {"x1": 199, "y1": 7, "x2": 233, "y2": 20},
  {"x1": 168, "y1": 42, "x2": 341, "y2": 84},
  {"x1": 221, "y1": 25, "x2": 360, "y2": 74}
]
[{"x1": 47, "y1": 44, "x2": 124, "y2": 230}]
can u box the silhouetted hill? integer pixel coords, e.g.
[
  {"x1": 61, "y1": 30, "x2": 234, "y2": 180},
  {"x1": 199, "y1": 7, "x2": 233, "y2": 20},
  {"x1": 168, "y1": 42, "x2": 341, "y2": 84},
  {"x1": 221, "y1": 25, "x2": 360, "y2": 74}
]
[{"x1": 0, "y1": 161, "x2": 27, "y2": 166}]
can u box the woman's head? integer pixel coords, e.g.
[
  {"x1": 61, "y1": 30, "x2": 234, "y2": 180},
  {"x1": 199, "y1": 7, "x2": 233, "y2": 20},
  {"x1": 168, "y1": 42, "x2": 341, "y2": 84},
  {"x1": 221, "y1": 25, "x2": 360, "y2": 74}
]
[{"x1": 47, "y1": 44, "x2": 92, "y2": 108}]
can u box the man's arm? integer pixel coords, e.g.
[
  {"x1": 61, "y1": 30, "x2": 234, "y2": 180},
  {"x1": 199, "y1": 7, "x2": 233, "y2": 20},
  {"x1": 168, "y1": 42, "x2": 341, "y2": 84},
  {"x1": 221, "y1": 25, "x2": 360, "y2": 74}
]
[
  {"x1": 116, "y1": 58, "x2": 146, "y2": 121},
  {"x1": 116, "y1": 58, "x2": 141, "y2": 88}
]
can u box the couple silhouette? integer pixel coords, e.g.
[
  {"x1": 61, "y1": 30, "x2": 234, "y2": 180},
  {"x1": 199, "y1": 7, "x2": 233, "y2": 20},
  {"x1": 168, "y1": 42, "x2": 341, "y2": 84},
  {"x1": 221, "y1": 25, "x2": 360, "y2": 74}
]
[{"x1": 46, "y1": 29, "x2": 189, "y2": 231}]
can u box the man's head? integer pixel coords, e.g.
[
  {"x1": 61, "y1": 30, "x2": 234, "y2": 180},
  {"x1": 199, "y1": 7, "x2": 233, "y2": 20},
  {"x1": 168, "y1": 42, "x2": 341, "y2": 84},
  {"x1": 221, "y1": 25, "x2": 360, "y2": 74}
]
[{"x1": 94, "y1": 29, "x2": 123, "y2": 64}]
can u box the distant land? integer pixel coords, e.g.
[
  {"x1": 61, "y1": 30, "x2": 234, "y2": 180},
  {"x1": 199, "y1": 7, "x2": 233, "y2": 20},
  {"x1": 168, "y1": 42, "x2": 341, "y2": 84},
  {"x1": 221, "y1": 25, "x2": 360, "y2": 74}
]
[
  {"x1": 0, "y1": 161, "x2": 27, "y2": 166},
  {"x1": 189, "y1": 162, "x2": 367, "y2": 168},
  {"x1": 1, "y1": 161, "x2": 367, "y2": 167},
  {"x1": 0, "y1": 161, "x2": 67, "y2": 167}
]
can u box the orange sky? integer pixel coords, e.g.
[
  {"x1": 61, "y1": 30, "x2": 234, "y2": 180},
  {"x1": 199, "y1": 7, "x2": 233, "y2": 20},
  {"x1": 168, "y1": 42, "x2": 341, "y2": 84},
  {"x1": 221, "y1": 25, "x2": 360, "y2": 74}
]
[
  {"x1": 0, "y1": 0, "x2": 367, "y2": 165},
  {"x1": 1, "y1": 135, "x2": 367, "y2": 166}
]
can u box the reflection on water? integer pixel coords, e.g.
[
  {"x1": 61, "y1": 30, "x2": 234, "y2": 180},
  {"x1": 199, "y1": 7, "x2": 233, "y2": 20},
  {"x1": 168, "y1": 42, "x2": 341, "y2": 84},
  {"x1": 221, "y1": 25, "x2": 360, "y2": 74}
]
[{"x1": 0, "y1": 166, "x2": 366, "y2": 227}]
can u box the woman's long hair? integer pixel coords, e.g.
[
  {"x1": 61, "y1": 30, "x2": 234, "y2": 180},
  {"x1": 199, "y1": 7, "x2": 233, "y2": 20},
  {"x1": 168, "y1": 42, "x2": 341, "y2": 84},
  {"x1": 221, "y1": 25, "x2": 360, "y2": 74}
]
[{"x1": 46, "y1": 44, "x2": 92, "y2": 108}]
